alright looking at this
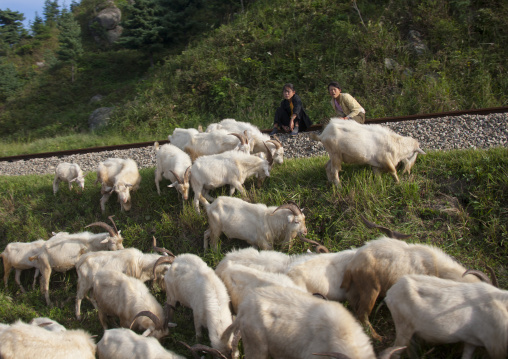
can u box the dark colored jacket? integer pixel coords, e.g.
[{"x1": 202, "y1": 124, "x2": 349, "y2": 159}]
[{"x1": 279, "y1": 94, "x2": 312, "y2": 131}]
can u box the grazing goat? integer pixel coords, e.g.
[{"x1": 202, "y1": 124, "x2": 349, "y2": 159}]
[
  {"x1": 96, "y1": 158, "x2": 141, "y2": 212},
  {"x1": 226, "y1": 285, "x2": 377, "y2": 359},
  {"x1": 53, "y1": 162, "x2": 85, "y2": 194},
  {"x1": 167, "y1": 127, "x2": 201, "y2": 149},
  {"x1": 310, "y1": 120, "x2": 425, "y2": 185},
  {"x1": 190, "y1": 150, "x2": 272, "y2": 213},
  {"x1": 154, "y1": 254, "x2": 237, "y2": 357},
  {"x1": 97, "y1": 328, "x2": 186, "y2": 359},
  {"x1": 169, "y1": 127, "x2": 249, "y2": 161},
  {"x1": 1, "y1": 239, "x2": 45, "y2": 293},
  {"x1": 215, "y1": 247, "x2": 293, "y2": 275},
  {"x1": 92, "y1": 269, "x2": 171, "y2": 339},
  {"x1": 29, "y1": 220, "x2": 124, "y2": 306},
  {"x1": 154, "y1": 142, "x2": 192, "y2": 199},
  {"x1": 206, "y1": 119, "x2": 284, "y2": 164},
  {"x1": 285, "y1": 249, "x2": 357, "y2": 302},
  {"x1": 216, "y1": 261, "x2": 305, "y2": 313},
  {"x1": 29, "y1": 317, "x2": 67, "y2": 332},
  {"x1": 340, "y1": 237, "x2": 482, "y2": 339},
  {"x1": 75, "y1": 241, "x2": 174, "y2": 320},
  {"x1": 386, "y1": 274, "x2": 505, "y2": 359},
  {"x1": 0, "y1": 320, "x2": 96, "y2": 359},
  {"x1": 204, "y1": 197, "x2": 306, "y2": 250}
]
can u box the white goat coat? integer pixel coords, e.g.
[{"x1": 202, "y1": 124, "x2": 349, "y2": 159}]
[
  {"x1": 0, "y1": 320, "x2": 96, "y2": 359},
  {"x1": 1, "y1": 239, "x2": 45, "y2": 292},
  {"x1": 215, "y1": 247, "x2": 293, "y2": 275},
  {"x1": 53, "y1": 162, "x2": 85, "y2": 194},
  {"x1": 315, "y1": 119, "x2": 425, "y2": 184},
  {"x1": 154, "y1": 143, "x2": 192, "y2": 197},
  {"x1": 97, "y1": 328, "x2": 186, "y2": 359},
  {"x1": 232, "y1": 285, "x2": 376, "y2": 359},
  {"x1": 204, "y1": 196, "x2": 306, "y2": 250},
  {"x1": 163, "y1": 253, "x2": 235, "y2": 354},
  {"x1": 285, "y1": 249, "x2": 357, "y2": 301},
  {"x1": 386, "y1": 274, "x2": 508, "y2": 359}
]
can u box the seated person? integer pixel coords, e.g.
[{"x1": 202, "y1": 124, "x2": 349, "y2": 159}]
[
  {"x1": 328, "y1": 81, "x2": 366, "y2": 124},
  {"x1": 270, "y1": 83, "x2": 312, "y2": 136}
]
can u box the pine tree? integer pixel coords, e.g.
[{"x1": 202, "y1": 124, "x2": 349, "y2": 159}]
[
  {"x1": 0, "y1": 9, "x2": 27, "y2": 50},
  {"x1": 57, "y1": 9, "x2": 83, "y2": 82},
  {"x1": 30, "y1": 13, "x2": 47, "y2": 37},
  {"x1": 117, "y1": 0, "x2": 164, "y2": 67},
  {"x1": 43, "y1": 0, "x2": 60, "y2": 26}
]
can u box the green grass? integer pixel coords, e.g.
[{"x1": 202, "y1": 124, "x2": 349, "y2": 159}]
[{"x1": 0, "y1": 147, "x2": 507, "y2": 357}]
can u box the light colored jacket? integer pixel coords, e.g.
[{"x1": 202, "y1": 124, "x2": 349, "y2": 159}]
[{"x1": 330, "y1": 93, "x2": 365, "y2": 118}]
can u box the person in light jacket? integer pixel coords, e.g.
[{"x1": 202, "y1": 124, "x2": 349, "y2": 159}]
[{"x1": 328, "y1": 81, "x2": 366, "y2": 124}]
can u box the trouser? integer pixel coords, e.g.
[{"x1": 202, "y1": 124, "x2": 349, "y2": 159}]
[{"x1": 273, "y1": 107, "x2": 300, "y2": 130}]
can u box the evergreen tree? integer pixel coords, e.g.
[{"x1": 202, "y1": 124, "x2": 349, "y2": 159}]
[
  {"x1": 43, "y1": 0, "x2": 60, "y2": 26},
  {"x1": 117, "y1": 0, "x2": 165, "y2": 67},
  {"x1": 0, "y1": 60, "x2": 22, "y2": 100},
  {"x1": 0, "y1": 9, "x2": 26, "y2": 49},
  {"x1": 30, "y1": 13, "x2": 47, "y2": 37},
  {"x1": 157, "y1": 0, "x2": 204, "y2": 45},
  {"x1": 57, "y1": 9, "x2": 83, "y2": 82}
]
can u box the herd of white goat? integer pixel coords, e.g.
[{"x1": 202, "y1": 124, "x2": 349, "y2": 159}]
[{"x1": 1, "y1": 118, "x2": 504, "y2": 359}]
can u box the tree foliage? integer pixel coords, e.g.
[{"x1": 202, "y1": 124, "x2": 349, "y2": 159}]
[
  {"x1": 0, "y1": 9, "x2": 26, "y2": 50},
  {"x1": 57, "y1": 9, "x2": 83, "y2": 82},
  {"x1": 43, "y1": 0, "x2": 60, "y2": 25}
]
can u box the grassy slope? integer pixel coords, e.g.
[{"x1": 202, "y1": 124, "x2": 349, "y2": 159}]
[
  {"x1": 0, "y1": 147, "x2": 507, "y2": 357},
  {"x1": 0, "y1": 0, "x2": 507, "y2": 155}
]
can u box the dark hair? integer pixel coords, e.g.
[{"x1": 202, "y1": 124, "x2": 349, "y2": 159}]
[
  {"x1": 282, "y1": 83, "x2": 295, "y2": 92},
  {"x1": 328, "y1": 81, "x2": 342, "y2": 90}
]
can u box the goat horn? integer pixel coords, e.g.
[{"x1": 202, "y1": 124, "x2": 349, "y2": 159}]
[
  {"x1": 152, "y1": 236, "x2": 175, "y2": 257},
  {"x1": 267, "y1": 139, "x2": 282, "y2": 149},
  {"x1": 298, "y1": 235, "x2": 329, "y2": 253},
  {"x1": 184, "y1": 166, "x2": 191, "y2": 183},
  {"x1": 153, "y1": 256, "x2": 175, "y2": 278},
  {"x1": 312, "y1": 293, "x2": 328, "y2": 300},
  {"x1": 229, "y1": 132, "x2": 247, "y2": 145},
  {"x1": 85, "y1": 222, "x2": 116, "y2": 238},
  {"x1": 169, "y1": 170, "x2": 183, "y2": 184},
  {"x1": 130, "y1": 311, "x2": 162, "y2": 331},
  {"x1": 377, "y1": 346, "x2": 407, "y2": 359},
  {"x1": 37, "y1": 322, "x2": 54, "y2": 327},
  {"x1": 312, "y1": 353, "x2": 351, "y2": 359},
  {"x1": 180, "y1": 342, "x2": 229, "y2": 359},
  {"x1": 463, "y1": 269, "x2": 492, "y2": 284},
  {"x1": 231, "y1": 328, "x2": 241, "y2": 354},
  {"x1": 273, "y1": 202, "x2": 302, "y2": 217},
  {"x1": 486, "y1": 265, "x2": 498, "y2": 287},
  {"x1": 263, "y1": 142, "x2": 274, "y2": 166},
  {"x1": 108, "y1": 215, "x2": 119, "y2": 233},
  {"x1": 360, "y1": 215, "x2": 410, "y2": 240}
]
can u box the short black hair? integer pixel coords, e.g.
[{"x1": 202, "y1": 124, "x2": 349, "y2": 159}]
[
  {"x1": 327, "y1": 81, "x2": 342, "y2": 90},
  {"x1": 282, "y1": 83, "x2": 295, "y2": 92}
]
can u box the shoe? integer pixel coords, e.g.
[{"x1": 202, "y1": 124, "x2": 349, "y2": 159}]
[
  {"x1": 290, "y1": 127, "x2": 299, "y2": 136},
  {"x1": 269, "y1": 128, "x2": 278, "y2": 135}
]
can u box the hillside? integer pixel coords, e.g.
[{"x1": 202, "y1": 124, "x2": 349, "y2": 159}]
[{"x1": 0, "y1": 0, "x2": 507, "y2": 154}]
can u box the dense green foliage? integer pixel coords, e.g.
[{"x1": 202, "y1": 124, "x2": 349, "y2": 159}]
[
  {"x1": 0, "y1": 0, "x2": 506, "y2": 154},
  {"x1": 0, "y1": 148, "x2": 506, "y2": 357}
]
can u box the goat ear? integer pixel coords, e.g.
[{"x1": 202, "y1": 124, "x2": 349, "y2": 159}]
[
  {"x1": 141, "y1": 329, "x2": 152, "y2": 337},
  {"x1": 168, "y1": 182, "x2": 179, "y2": 188},
  {"x1": 287, "y1": 215, "x2": 295, "y2": 223},
  {"x1": 100, "y1": 238, "x2": 109, "y2": 244},
  {"x1": 167, "y1": 322, "x2": 177, "y2": 328},
  {"x1": 70, "y1": 178, "x2": 78, "y2": 183}
]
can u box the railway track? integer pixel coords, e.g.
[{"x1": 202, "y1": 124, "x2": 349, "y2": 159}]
[{"x1": 1, "y1": 106, "x2": 507, "y2": 163}]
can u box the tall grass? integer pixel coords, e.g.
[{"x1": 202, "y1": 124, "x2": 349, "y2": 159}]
[{"x1": 0, "y1": 147, "x2": 506, "y2": 356}]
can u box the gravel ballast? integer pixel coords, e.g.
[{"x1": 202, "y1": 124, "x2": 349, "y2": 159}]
[{"x1": 1, "y1": 113, "x2": 506, "y2": 177}]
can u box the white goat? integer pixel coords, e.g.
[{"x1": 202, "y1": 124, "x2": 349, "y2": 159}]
[
  {"x1": 386, "y1": 274, "x2": 505, "y2": 359},
  {"x1": 216, "y1": 261, "x2": 306, "y2": 313},
  {"x1": 1, "y1": 239, "x2": 45, "y2": 293},
  {"x1": 206, "y1": 119, "x2": 284, "y2": 164},
  {"x1": 53, "y1": 162, "x2": 85, "y2": 194},
  {"x1": 29, "y1": 220, "x2": 124, "y2": 306},
  {"x1": 154, "y1": 253, "x2": 237, "y2": 357},
  {"x1": 285, "y1": 249, "x2": 358, "y2": 302},
  {"x1": 204, "y1": 197, "x2": 307, "y2": 250},
  {"x1": 29, "y1": 317, "x2": 67, "y2": 332},
  {"x1": 154, "y1": 142, "x2": 192, "y2": 199},
  {"x1": 310, "y1": 119, "x2": 426, "y2": 185},
  {"x1": 96, "y1": 158, "x2": 141, "y2": 212},
  {"x1": 227, "y1": 285, "x2": 378, "y2": 359},
  {"x1": 75, "y1": 241, "x2": 173, "y2": 320},
  {"x1": 340, "y1": 237, "x2": 481, "y2": 339},
  {"x1": 190, "y1": 150, "x2": 272, "y2": 213},
  {"x1": 0, "y1": 320, "x2": 96, "y2": 359},
  {"x1": 97, "y1": 328, "x2": 186, "y2": 359},
  {"x1": 167, "y1": 127, "x2": 200, "y2": 149},
  {"x1": 169, "y1": 127, "x2": 249, "y2": 161},
  {"x1": 92, "y1": 269, "x2": 171, "y2": 339},
  {"x1": 215, "y1": 247, "x2": 293, "y2": 275}
]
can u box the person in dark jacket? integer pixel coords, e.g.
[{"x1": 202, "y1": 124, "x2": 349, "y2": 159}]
[{"x1": 270, "y1": 83, "x2": 312, "y2": 136}]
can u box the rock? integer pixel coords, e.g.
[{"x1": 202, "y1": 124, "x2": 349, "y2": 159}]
[
  {"x1": 89, "y1": 95, "x2": 104, "y2": 104},
  {"x1": 89, "y1": 107, "x2": 114, "y2": 130},
  {"x1": 89, "y1": 5, "x2": 122, "y2": 45}
]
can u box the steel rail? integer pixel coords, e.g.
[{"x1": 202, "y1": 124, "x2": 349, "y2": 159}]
[{"x1": 1, "y1": 106, "x2": 507, "y2": 163}]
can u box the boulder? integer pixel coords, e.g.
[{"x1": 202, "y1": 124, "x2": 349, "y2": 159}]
[
  {"x1": 89, "y1": 4, "x2": 122, "y2": 45},
  {"x1": 89, "y1": 107, "x2": 114, "y2": 130}
]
